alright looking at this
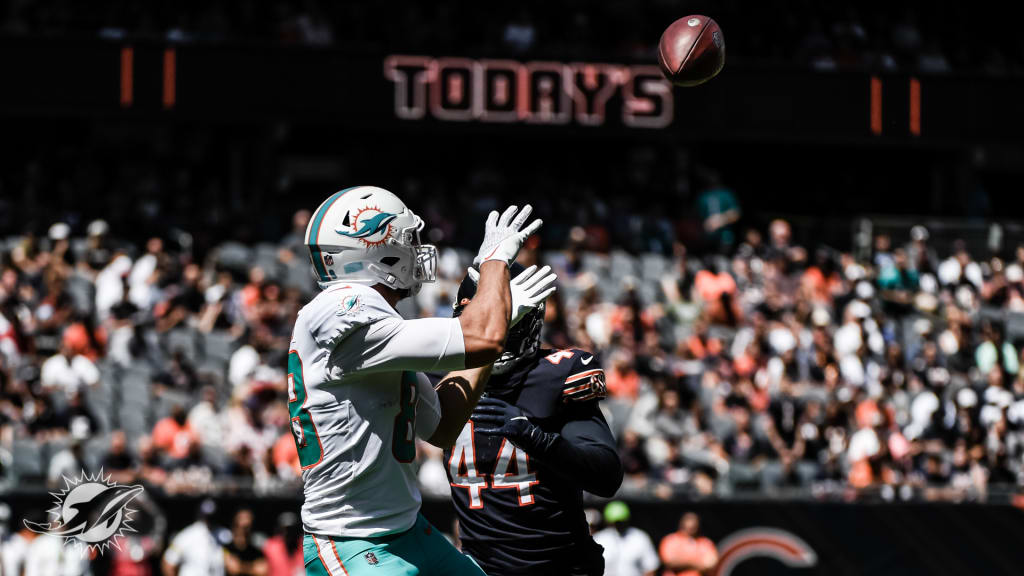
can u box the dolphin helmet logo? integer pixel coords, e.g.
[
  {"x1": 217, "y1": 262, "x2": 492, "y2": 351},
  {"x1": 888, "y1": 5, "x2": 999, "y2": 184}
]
[
  {"x1": 338, "y1": 206, "x2": 398, "y2": 246},
  {"x1": 24, "y1": 470, "x2": 144, "y2": 555}
]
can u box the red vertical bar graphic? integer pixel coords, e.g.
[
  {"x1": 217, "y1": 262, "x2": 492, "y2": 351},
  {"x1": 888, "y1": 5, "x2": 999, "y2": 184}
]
[
  {"x1": 120, "y1": 46, "x2": 134, "y2": 108},
  {"x1": 163, "y1": 48, "x2": 177, "y2": 109},
  {"x1": 870, "y1": 76, "x2": 882, "y2": 135},
  {"x1": 909, "y1": 77, "x2": 921, "y2": 136}
]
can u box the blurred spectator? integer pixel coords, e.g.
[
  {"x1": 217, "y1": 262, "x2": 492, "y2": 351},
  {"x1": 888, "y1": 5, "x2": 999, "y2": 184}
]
[
  {"x1": 152, "y1": 405, "x2": 196, "y2": 461},
  {"x1": 18, "y1": 508, "x2": 89, "y2": 576},
  {"x1": 658, "y1": 512, "x2": 718, "y2": 576},
  {"x1": 593, "y1": 501, "x2": 660, "y2": 576},
  {"x1": 2, "y1": 508, "x2": 36, "y2": 576},
  {"x1": 47, "y1": 441, "x2": 87, "y2": 488},
  {"x1": 223, "y1": 509, "x2": 268, "y2": 576},
  {"x1": 162, "y1": 499, "x2": 224, "y2": 576},
  {"x1": 103, "y1": 429, "x2": 138, "y2": 484},
  {"x1": 40, "y1": 338, "x2": 99, "y2": 397},
  {"x1": 263, "y1": 512, "x2": 303, "y2": 576},
  {"x1": 5, "y1": 195, "x2": 1024, "y2": 510},
  {"x1": 271, "y1": 432, "x2": 301, "y2": 480},
  {"x1": 695, "y1": 171, "x2": 741, "y2": 251},
  {"x1": 188, "y1": 386, "x2": 225, "y2": 446}
]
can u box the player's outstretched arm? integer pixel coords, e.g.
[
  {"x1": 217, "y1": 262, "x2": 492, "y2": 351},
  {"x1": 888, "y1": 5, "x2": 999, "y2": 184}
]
[
  {"x1": 427, "y1": 205, "x2": 544, "y2": 448},
  {"x1": 475, "y1": 398, "x2": 624, "y2": 497},
  {"x1": 457, "y1": 259, "x2": 511, "y2": 367},
  {"x1": 429, "y1": 265, "x2": 556, "y2": 448},
  {"x1": 458, "y1": 204, "x2": 542, "y2": 367}
]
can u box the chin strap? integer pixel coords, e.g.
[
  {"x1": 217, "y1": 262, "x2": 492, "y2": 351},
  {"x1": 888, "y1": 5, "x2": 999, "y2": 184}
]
[{"x1": 367, "y1": 263, "x2": 400, "y2": 288}]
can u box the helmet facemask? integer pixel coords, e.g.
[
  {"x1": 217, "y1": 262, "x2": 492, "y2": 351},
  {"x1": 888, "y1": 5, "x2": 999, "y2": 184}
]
[
  {"x1": 310, "y1": 211, "x2": 437, "y2": 293},
  {"x1": 491, "y1": 303, "x2": 544, "y2": 374}
]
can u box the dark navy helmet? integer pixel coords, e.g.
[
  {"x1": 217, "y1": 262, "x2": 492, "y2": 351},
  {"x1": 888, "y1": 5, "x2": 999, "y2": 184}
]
[{"x1": 453, "y1": 262, "x2": 545, "y2": 374}]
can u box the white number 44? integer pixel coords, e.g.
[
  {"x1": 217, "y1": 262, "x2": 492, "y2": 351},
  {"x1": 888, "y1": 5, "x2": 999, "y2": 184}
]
[{"x1": 449, "y1": 423, "x2": 538, "y2": 508}]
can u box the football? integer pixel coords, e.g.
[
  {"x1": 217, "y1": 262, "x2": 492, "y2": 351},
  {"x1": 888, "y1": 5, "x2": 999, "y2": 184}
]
[{"x1": 657, "y1": 15, "x2": 725, "y2": 86}]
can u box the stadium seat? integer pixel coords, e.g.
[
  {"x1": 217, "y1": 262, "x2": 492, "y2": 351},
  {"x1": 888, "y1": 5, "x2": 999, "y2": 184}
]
[
  {"x1": 66, "y1": 274, "x2": 96, "y2": 316},
  {"x1": 11, "y1": 439, "x2": 44, "y2": 481},
  {"x1": 166, "y1": 327, "x2": 201, "y2": 362},
  {"x1": 41, "y1": 437, "x2": 70, "y2": 470},
  {"x1": 118, "y1": 406, "x2": 150, "y2": 439},
  {"x1": 83, "y1": 434, "x2": 110, "y2": 472},
  {"x1": 154, "y1": 388, "x2": 193, "y2": 421},
  {"x1": 254, "y1": 243, "x2": 284, "y2": 280},
  {"x1": 215, "y1": 241, "x2": 255, "y2": 274},
  {"x1": 203, "y1": 330, "x2": 237, "y2": 363},
  {"x1": 120, "y1": 369, "x2": 154, "y2": 412},
  {"x1": 1006, "y1": 311, "x2": 1024, "y2": 343},
  {"x1": 84, "y1": 389, "x2": 112, "y2": 433},
  {"x1": 640, "y1": 253, "x2": 668, "y2": 282}
]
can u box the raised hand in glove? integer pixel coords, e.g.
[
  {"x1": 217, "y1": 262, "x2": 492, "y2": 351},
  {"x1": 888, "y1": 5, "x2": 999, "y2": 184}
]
[
  {"x1": 472, "y1": 396, "x2": 542, "y2": 449},
  {"x1": 473, "y1": 205, "x2": 543, "y2": 267},
  {"x1": 467, "y1": 264, "x2": 557, "y2": 327}
]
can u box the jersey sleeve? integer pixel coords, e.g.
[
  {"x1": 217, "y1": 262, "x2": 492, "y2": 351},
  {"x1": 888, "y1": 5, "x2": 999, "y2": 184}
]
[
  {"x1": 329, "y1": 315, "x2": 466, "y2": 375},
  {"x1": 306, "y1": 284, "x2": 398, "y2": 350},
  {"x1": 414, "y1": 372, "x2": 441, "y2": 440},
  {"x1": 560, "y1": 350, "x2": 607, "y2": 404},
  {"x1": 162, "y1": 532, "x2": 185, "y2": 566}
]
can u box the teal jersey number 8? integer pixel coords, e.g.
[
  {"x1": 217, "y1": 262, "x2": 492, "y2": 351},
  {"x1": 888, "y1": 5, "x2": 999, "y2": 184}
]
[{"x1": 288, "y1": 350, "x2": 324, "y2": 469}]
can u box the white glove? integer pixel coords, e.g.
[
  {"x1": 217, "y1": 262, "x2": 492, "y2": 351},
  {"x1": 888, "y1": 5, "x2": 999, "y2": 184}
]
[
  {"x1": 473, "y1": 205, "x2": 543, "y2": 267},
  {"x1": 467, "y1": 264, "x2": 557, "y2": 327}
]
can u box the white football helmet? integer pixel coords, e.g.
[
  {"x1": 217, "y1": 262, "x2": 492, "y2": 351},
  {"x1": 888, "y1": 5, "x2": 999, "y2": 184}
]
[{"x1": 304, "y1": 186, "x2": 437, "y2": 292}]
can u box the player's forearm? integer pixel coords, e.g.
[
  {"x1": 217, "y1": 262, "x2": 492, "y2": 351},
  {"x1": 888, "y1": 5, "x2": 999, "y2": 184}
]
[
  {"x1": 428, "y1": 365, "x2": 493, "y2": 448},
  {"x1": 515, "y1": 420, "x2": 624, "y2": 497},
  {"x1": 458, "y1": 260, "x2": 511, "y2": 367}
]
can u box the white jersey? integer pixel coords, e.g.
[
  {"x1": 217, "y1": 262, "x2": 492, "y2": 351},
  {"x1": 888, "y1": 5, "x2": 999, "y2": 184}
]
[
  {"x1": 289, "y1": 283, "x2": 466, "y2": 538},
  {"x1": 162, "y1": 521, "x2": 225, "y2": 576}
]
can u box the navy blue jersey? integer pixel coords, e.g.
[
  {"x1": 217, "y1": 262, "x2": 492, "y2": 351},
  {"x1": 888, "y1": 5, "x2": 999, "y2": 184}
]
[{"x1": 443, "y1": 348, "x2": 616, "y2": 576}]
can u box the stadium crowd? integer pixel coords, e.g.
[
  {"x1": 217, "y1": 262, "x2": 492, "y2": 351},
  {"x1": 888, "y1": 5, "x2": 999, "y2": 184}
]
[
  {"x1": 3, "y1": 206, "x2": 1024, "y2": 502},
  {"x1": 1, "y1": 0, "x2": 1021, "y2": 73},
  {"x1": 3, "y1": 206, "x2": 1024, "y2": 573}
]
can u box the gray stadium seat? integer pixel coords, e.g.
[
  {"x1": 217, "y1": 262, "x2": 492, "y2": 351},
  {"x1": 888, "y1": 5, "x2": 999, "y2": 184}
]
[
  {"x1": 641, "y1": 253, "x2": 668, "y2": 281},
  {"x1": 153, "y1": 388, "x2": 192, "y2": 421},
  {"x1": 120, "y1": 369, "x2": 153, "y2": 411},
  {"x1": 203, "y1": 330, "x2": 237, "y2": 363},
  {"x1": 12, "y1": 439, "x2": 44, "y2": 480},
  {"x1": 216, "y1": 241, "x2": 255, "y2": 274},
  {"x1": 610, "y1": 250, "x2": 638, "y2": 278},
  {"x1": 41, "y1": 438, "x2": 71, "y2": 471},
  {"x1": 66, "y1": 274, "x2": 96, "y2": 316},
  {"x1": 1006, "y1": 311, "x2": 1024, "y2": 344},
  {"x1": 118, "y1": 406, "x2": 149, "y2": 439},
  {"x1": 166, "y1": 327, "x2": 200, "y2": 362},
  {"x1": 83, "y1": 434, "x2": 110, "y2": 472},
  {"x1": 84, "y1": 390, "x2": 112, "y2": 433}
]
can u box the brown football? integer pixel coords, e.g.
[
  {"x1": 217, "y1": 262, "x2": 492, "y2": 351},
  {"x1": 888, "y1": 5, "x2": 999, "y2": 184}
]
[{"x1": 658, "y1": 15, "x2": 725, "y2": 87}]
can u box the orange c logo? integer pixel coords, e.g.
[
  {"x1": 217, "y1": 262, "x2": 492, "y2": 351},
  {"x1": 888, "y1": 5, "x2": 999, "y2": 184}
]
[{"x1": 713, "y1": 528, "x2": 817, "y2": 576}]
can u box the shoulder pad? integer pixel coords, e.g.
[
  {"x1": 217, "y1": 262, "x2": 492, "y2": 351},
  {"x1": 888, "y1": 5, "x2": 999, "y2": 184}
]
[
  {"x1": 542, "y1": 349, "x2": 607, "y2": 403},
  {"x1": 302, "y1": 284, "x2": 398, "y2": 349}
]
